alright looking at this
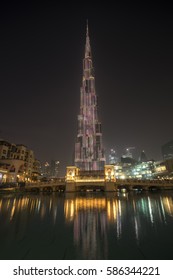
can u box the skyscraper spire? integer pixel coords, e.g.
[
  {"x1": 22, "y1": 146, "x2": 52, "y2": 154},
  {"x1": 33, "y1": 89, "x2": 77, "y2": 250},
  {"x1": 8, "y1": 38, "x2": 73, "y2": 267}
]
[
  {"x1": 86, "y1": 19, "x2": 89, "y2": 36},
  {"x1": 85, "y1": 20, "x2": 91, "y2": 58},
  {"x1": 74, "y1": 24, "x2": 105, "y2": 171}
]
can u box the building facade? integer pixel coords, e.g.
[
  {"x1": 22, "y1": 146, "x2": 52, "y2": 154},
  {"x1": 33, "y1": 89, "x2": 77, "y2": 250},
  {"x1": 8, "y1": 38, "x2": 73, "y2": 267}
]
[
  {"x1": 41, "y1": 160, "x2": 60, "y2": 178},
  {"x1": 162, "y1": 140, "x2": 173, "y2": 160},
  {"x1": 0, "y1": 140, "x2": 40, "y2": 183},
  {"x1": 108, "y1": 149, "x2": 118, "y2": 164},
  {"x1": 74, "y1": 23, "x2": 105, "y2": 171}
]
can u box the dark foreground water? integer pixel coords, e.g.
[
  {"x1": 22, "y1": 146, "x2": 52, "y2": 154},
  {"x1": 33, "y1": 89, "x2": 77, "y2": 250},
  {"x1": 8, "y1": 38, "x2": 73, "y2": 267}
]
[{"x1": 0, "y1": 191, "x2": 173, "y2": 260}]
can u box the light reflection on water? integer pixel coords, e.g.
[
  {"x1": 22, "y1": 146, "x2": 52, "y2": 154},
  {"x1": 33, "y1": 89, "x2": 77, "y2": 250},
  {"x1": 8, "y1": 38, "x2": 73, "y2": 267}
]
[{"x1": 0, "y1": 191, "x2": 173, "y2": 259}]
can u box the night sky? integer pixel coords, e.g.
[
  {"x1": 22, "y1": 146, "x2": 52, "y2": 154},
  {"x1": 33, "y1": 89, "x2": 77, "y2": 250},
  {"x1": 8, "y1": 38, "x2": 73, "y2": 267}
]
[{"x1": 1, "y1": 3, "x2": 173, "y2": 175}]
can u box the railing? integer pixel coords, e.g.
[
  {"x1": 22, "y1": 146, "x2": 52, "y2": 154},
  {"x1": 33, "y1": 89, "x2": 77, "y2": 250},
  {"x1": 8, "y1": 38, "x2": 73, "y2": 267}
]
[
  {"x1": 25, "y1": 180, "x2": 66, "y2": 188},
  {"x1": 75, "y1": 176, "x2": 104, "y2": 182},
  {"x1": 115, "y1": 178, "x2": 173, "y2": 186}
]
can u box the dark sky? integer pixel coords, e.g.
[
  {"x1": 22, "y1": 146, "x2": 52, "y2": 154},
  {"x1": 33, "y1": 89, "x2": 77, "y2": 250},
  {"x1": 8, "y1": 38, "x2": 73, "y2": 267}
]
[{"x1": 1, "y1": 2, "x2": 173, "y2": 175}]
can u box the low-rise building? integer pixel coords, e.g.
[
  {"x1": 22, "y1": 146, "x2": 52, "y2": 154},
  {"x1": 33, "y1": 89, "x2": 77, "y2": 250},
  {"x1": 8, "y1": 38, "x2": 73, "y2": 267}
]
[{"x1": 0, "y1": 139, "x2": 41, "y2": 183}]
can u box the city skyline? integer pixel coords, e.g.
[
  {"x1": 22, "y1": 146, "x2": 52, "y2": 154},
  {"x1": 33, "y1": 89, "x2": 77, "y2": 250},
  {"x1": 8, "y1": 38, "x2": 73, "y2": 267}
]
[{"x1": 1, "y1": 3, "x2": 173, "y2": 175}]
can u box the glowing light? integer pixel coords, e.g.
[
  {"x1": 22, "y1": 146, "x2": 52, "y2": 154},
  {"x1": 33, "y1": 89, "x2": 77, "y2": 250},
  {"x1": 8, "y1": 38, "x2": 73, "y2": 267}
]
[
  {"x1": 10, "y1": 199, "x2": 16, "y2": 221},
  {"x1": 162, "y1": 197, "x2": 173, "y2": 216},
  {"x1": 76, "y1": 179, "x2": 104, "y2": 182},
  {"x1": 148, "y1": 197, "x2": 154, "y2": 224}
]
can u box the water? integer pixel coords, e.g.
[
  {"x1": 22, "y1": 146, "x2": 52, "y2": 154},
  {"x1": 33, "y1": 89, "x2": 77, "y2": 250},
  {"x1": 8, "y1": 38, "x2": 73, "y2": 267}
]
[{"x1": 0, "y1": 191, "x2": 173, "y2": 260}]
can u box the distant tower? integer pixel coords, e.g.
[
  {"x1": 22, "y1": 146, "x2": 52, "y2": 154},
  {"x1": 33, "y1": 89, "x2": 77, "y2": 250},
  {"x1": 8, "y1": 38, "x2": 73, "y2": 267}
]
[
  {"x1": 109, "y1": 149, "x2": 118, "y2": 164},
  {"x1": 161, "y1": 140, "x2": 173, "y2": 160},
  {"x1": 74, "y1": 22, "x2": 105, "y2": 171},
  {"x1": 139, "y1": 150, "x2": 147, "y2": 162},
  {"x1": 122, "y1": 147, "x2": 135, "y2": 159},
  {"x1": 43, "y1": 162, "x2": 50, "y2": 177},
  {"x1": 50, "y1": 160, "x2": 60, "y2": 177}
]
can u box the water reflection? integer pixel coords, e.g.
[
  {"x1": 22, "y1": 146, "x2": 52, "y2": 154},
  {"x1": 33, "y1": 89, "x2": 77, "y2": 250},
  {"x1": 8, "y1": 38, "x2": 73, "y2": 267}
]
[
  {"x1": 0, "y1": 192, "x2": 173, "y2": 259},
  {"x1": 64, "y1": 193, "x2": 173, "y2": 258}
]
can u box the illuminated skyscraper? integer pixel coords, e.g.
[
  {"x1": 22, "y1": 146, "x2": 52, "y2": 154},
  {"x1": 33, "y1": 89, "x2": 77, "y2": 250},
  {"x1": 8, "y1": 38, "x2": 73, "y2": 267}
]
[
  {"x1": 109, "y1": 149, "x2": 118, "y2": 164},
  {"x1": 74, "y1": 23, "x2": 105, "y2": 171}
]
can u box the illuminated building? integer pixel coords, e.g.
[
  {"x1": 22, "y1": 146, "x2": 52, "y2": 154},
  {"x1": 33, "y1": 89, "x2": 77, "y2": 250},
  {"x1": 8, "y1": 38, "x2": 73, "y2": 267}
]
[
  {"x1": 50, "y1": 160, "x2": 60, "y2": 178},
  {"x1": 108, "y1": 149, "x2": 118, "y2": 164},
  {"x1": 154, "y1": 161, "x2": 167, "y2": 177},
  {"x1": 0, "y1": 139, "x2": 40, "y2": 183},
  {"x1": 122, "y1": 147, "x2": 135, "y2": 159},
  {"x1": 129, "y1": 160, "x2": 154, "y2": 179},
  {"x1": 114, "y1": 160, "x2": 155, "y2": 179},
  {"x1": 121, "y1": 147, "x2": 136, "y2": 165},
  {"x1": 42, "y1": 162, "x2": 50, "y2": 177},
  {"x1": 0, "y1": 163, "x2": 8, "y2": 183},
  {"x1": 114, "y1": 163, "x2": 125, "y2": 179},
  {"x1": 74, "y1": 23, "x2": 105, "y2": 171},
  {"x1": 41, "y1": 160, "x2": 60, "y2": 178},
  {"x1": 154, "y1": 159, "x2": 173, "y2": 179}
]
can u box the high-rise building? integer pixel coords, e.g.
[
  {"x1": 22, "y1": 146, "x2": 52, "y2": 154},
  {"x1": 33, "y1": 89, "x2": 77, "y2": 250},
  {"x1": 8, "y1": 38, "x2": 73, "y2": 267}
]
[
  {"x1": 139, "y1": 150, "x2": 148, "y2": 162},
  {"x1": 122, "y1": 147, "x2": 135, "y2": 159},
  {"x1": 74, "y1": 23, "x2": 105, "y2": 171},
  {"x1": 50, "y1": 160, "x2": 60, "y2": 178},
  {"x1": 108, "y1": 149, "x2": 118, "y2": 164},
  {"x1": 161, "y1": 140, "x2": 173, "y2": 160},
  {"x1": 42, "y1": 161, "x2": 50, "y2": 177}
]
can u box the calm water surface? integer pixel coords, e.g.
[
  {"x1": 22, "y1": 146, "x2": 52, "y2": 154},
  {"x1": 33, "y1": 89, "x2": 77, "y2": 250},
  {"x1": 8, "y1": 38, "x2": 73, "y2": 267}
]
[{"x1": 0, "y1": 191, "x2": 173, "y2": 260}]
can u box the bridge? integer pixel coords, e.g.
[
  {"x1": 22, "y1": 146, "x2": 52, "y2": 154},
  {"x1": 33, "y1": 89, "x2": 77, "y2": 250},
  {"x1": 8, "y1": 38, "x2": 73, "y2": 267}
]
[
  {"x1": 115, "y1": 178, "x2": 173, "y2": 191},
  {"x1": 24, "y1": 178, "x2": 173, "y2": 192},
  {"x1": 25, "y1": 179, "x2": 66, "y2": 192},
  {"x1": 24, "y1": 165, "x2": 173, "y2": 192}
]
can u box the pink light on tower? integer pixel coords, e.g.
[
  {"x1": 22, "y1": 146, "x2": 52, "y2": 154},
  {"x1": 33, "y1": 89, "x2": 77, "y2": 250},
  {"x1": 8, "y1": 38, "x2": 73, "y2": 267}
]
[{"x1": 74, "y1": 22, "x2": 105, "y2": 171}]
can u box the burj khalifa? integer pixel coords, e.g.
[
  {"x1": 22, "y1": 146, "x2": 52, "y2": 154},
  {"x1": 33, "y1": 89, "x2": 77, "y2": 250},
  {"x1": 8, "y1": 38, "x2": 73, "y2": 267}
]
[{"x1": 74, "y1": 23, "x2": 105, "y2": 171}]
